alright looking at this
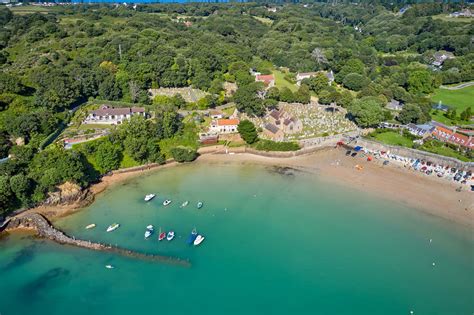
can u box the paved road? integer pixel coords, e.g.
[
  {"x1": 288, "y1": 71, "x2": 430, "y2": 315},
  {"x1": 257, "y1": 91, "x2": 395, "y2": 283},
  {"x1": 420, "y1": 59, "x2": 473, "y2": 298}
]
[{"x1": 440, "y1": 81, "x2": 474, "y2": 90}]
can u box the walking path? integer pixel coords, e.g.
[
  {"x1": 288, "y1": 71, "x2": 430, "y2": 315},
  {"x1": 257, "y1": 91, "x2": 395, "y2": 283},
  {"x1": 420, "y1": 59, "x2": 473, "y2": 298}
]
[{"x1": 440, "y1": 81, "x2": 474, "y2": 90}]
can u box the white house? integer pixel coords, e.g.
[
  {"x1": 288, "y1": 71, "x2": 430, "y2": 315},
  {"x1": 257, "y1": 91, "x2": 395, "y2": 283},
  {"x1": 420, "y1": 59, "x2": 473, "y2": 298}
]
[
  {"x1": 209, "y1": 119, "x2": 240, "y2": 134},
  {"x1": 83, "y1": 105, "x2": 146, "y2": 125},
  {"x1": 209, "y1": 110, "x2": 224, "y2": 119}
]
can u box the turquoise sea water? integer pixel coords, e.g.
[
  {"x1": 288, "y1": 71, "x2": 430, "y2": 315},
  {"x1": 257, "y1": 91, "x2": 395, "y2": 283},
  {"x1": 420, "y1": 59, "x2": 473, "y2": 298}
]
[{"x1": 0, "y1": 163, "x2": 473, "y2": 315}]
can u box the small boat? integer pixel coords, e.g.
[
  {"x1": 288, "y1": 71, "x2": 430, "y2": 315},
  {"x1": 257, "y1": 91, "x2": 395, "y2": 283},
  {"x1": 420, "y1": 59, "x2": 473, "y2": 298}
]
[
  {"x1": 193, "y1": 235, "x2": 205, "y2": 246},
  {"x1": 144, "y1": 194, "x2": 156, "y2": 202},
  {"x1": 106, "y1": 223, "x2": 120, "y2": 232},
  {"x1": 197, "y1": 201, "x2": 203, "y2": 209},
  {"x1": 145, "y1": 226, "x2": 154, "y2": 239},
  {"x1": 85, "y1": 224, "x2": 96, "y2": 230},
  {"x1": 105, "y1": 265, "x2": 114, "y2": 269},
  {"x1": 158, "y1": 227, "x2": 166, "y2": 241},
  {"x1": 167, "y1": 231, "x2": 175, "y2": 241},
  {"x1": 163, "y1": 199, "x2": 172, "y2": 206},
  {"x1": 180, "y1": 201, "x2": 189, "y2": 208},
  {"x1": 186, "y1": 228, "x2": 198, "y2": 245}
]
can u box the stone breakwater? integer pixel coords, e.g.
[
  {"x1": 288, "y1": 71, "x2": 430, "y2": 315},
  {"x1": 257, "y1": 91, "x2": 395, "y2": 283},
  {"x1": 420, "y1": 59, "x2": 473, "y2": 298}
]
[{"x1": 4, "y1": 213, "x2": 191, "y2": 267}]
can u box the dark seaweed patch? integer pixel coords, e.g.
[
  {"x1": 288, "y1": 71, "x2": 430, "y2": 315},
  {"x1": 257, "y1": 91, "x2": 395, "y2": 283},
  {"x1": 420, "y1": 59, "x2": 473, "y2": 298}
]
[
  {"x1": 1, "y1": 243, "x2": 37, "y2": 271},
  {"x1": 20, "y1": 267, "x2": 70, "y2": 298},
  {"x1": 267, "y1": 166, "x2": 299, "y2": 177}
]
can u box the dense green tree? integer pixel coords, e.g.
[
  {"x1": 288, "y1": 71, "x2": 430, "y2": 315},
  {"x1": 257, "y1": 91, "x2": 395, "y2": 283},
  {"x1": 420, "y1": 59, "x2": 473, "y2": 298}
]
[
  {"x1": 397, "y1": 103, "x2": 425, "y2": 124},
  {"x1": 237, "y1": 120, "x2": 258, "y2": 144},
  {"x1": 95, "y1": 140, "x2": 122, "y2": 173},
  {"x1": 0, "y1": 175, "x2": 13, "y2": 214},
  {"x1": 9, "y1": 173, "x2": 32, "y2": 206},
  {"x1": 233, "y1": 83, "x2": 264, "y2": 116},
  {"x1": 294, "y1": 85, "x2": 311, "y2": 104},
  {"x1": 460, "y1": 107, "x2": 472, "y2": 121},
  {"x1": 342, "y1": 73, "x2": 369, "y2": 91},
  {"x1": 407, "y1": 70, "x2": 434, "y2": 94},
  {"x1": 279, "y1": 87, "x2": 295, "y2": 103},
  {"x1": 348, "y1": 99, "x2": 385, "y2": 128},
  {"x1": 307, "y1": 72, "x2": 329, "y2": 93},
  {"x1": 170, "y1": 147, "x2": 198, "y2": 163},
  {"x1": 336, "y1": 58, "x2": 365, "y2": 83},
  {"x1": 266, "y1": 87, "x2": 280, "y2": 101}
]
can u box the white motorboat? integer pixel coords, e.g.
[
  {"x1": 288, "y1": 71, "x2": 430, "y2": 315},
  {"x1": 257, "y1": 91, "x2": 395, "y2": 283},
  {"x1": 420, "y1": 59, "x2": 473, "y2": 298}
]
[
  {"x1": 146, "y1": 225, "x2": 154, "y2": 230},
  {"x1": 180, "y1": 201, "x2": 189, "y2": 208},
  {"x1": 197, "y1": 201, "x2": 203, "y2": 209},
  {"x1": 166, "y1": 231, "x2": 175, "y2": 241},
  {"x1": 144, "y1": 194, "x2": 156, "y2": 202},
  {"x1": 85, "y1": 224, "x2": 96, "y2": 230},
  {"x1": 145, "y1": 229, "x2": 153, "y2": 239},
  {"x1": 105, "y1": 265, "x2": 114, "y2": 269},
  {"x1": 163, "y1": 199, "x2": 172, "y2": 206},
  {"x1": 193, "y1": 235, "x2": 205, "y2": 246},
  {"x1": 106, "y1": 223, "x2": 120, "y2": 232}
]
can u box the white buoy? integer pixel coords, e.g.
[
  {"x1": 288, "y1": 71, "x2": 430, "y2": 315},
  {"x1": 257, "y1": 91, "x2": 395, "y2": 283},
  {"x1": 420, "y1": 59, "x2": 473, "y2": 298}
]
[
  {"x1": 432, "y1": 262, "x2": 436, "y2": 266},
  {"x1": 410, "y1": 311, "x2": 414, "y2": 314}
]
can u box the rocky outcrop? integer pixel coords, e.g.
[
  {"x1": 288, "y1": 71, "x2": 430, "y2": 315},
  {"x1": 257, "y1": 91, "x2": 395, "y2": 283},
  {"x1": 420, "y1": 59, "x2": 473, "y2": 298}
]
[
  {"x1": 4, "y1": 213, "x2": 191, "y2": 267},
  {"x1": 44, "y1": 182, "x2": 90, "y2": 206}
]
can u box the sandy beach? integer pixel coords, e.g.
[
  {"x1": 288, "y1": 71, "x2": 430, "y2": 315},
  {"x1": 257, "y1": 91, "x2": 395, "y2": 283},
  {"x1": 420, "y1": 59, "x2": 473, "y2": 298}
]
[{"x1": 25, "y1": 147, "x2": 473, "y2": 227}]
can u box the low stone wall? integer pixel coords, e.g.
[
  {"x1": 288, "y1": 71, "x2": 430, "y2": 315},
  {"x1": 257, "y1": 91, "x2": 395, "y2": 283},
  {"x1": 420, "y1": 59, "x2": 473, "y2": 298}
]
[
  {"x1": 4, "y1": 213, "x2": 191, "y2": 267},
  {"x1": 354, "y1": 138, "x2": 474, "y2": 170}
]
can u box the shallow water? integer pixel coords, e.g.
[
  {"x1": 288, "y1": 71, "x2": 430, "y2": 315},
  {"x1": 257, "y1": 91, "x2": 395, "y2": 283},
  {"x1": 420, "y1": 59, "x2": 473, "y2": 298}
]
[{"x1": 1, "y1": 163, "x2": 473, "y2": 315}]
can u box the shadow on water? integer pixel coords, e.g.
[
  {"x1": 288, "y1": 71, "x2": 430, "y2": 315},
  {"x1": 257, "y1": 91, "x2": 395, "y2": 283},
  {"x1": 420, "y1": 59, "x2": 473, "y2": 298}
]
[{"x1": 19, "y1": 267, "x2": 71, "y2": 299}]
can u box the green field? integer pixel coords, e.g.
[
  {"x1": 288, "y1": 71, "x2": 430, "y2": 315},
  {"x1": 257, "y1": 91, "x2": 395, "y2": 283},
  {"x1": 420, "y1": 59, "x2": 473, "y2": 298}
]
[
  {"x1": 431, "y1": 85, "x2": 474, "y2": 111},
  {"x1": 273, "y1": 70, "x2": 298, "y2": 92},
  {"x1": 369, "y1": 131, "x2": 414, "y2": 148}
]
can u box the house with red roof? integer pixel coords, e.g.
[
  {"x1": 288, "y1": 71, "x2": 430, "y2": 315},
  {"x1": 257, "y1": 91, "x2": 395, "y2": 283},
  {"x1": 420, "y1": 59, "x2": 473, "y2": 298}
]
[
  {"x1": 210, "y1": 118, "x2": 240, "y2": 134},
  {"x1": 255, "y1": 74, "x2": 275, "y2": 88},
  {"x1": 431, "y1": 125, "x2": 473, "y2": 149}
]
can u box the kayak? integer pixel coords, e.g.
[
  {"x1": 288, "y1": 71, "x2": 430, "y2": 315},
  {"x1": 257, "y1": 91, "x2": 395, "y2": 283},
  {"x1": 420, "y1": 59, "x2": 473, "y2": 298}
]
[
  {"x1": 167, "y1": 231, "x2": 175, "y2": 241},
  {"x1": 193, "y1": 235, "x2": 205, "y2": 246}
]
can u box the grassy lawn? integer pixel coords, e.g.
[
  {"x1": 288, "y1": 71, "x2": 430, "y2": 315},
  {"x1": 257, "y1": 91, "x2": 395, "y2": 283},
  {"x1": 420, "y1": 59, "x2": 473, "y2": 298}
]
[
  {"x1": 431, "y1": 86, "x2": 474, "y2": 111},
  {"x1": 432, "y1": 14, "x2": 473, "y2": 23},
  {"x1": 272, "y1": 70, "x2": 298, "y2": 92},
  {"x1": 119, "y1": 153, "x2": 140, "y2": 169},
  {"x1": 10, "y1": 5, "x2": 57, "y2": 15},
  {"x1": 369, "y1": 131, "x2": 414, "y2": 148},
  {"x1": 430, "y1": 110, "x2": 472, "y2": 126},
  {"x1": 420, "y1": 142, "x2": 472, "y2": 162},
  {"x1": 159, "y1": 123, "x2": 198, "y2": 158}
]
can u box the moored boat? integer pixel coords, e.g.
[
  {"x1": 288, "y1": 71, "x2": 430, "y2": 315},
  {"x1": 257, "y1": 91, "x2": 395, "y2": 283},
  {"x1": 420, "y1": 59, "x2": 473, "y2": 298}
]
[
  {"x1": 193, "y1": 235, "x2": 205, "y2": 246},
  {"x1": 105, "y1": 265, "x2": 114, "y2": 269},
  {"x1": 197, "y1": 201, "x2": 203, "y2": 209},
  {"x1": 158, "y1": 227, "x2": 166, "y2": 241},
  {"x1": 180, "y1": 201, "x2": 189, "y2": 208},
  {"x1": 167, "y1": 231, "x2": 175, "y2": 241},
  {"x1": 106, "y1": 223, "x2": 120, "y2": 232},
  {"x1": 163, "y1": 199, "x2": 172, "y2": 206},
  {"x1": 145, "y1": 226, "x2": 154, "y2": 239},
  {"x1": 85, "y1": 224, "x2": 96, "y2": 230},
  {"x1": 144, "y1": 194, "x2": 156, "y2": 202},
  {"x1": 186, "y1": 228, "x2": 198, "y2": 245}
]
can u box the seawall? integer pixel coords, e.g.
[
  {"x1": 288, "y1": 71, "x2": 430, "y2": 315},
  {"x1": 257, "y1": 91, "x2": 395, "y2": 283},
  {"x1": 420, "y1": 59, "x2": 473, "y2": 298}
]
[{"x1": 4, "y1": 213, "x2": 191, "y2": 267}]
